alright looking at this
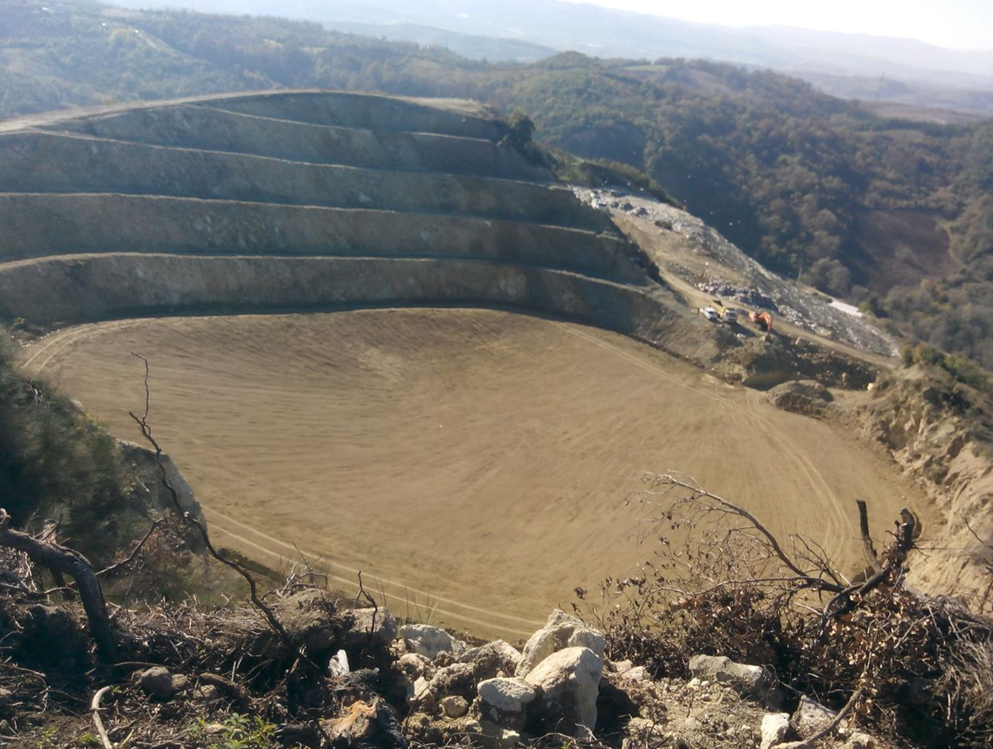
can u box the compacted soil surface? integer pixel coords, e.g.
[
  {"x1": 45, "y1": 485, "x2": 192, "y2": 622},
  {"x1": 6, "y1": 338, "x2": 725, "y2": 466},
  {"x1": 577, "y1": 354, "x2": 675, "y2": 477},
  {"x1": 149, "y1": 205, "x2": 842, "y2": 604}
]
[{"x1": 23, "y1": 308, "x2": 925, "y2": 638}]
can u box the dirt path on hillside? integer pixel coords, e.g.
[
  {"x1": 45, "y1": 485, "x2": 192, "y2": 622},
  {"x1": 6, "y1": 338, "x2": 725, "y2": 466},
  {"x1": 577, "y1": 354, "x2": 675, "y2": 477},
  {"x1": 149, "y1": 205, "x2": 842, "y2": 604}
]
[{"x1": 24, "y1": 309, "x2": 927, "y2": 640}]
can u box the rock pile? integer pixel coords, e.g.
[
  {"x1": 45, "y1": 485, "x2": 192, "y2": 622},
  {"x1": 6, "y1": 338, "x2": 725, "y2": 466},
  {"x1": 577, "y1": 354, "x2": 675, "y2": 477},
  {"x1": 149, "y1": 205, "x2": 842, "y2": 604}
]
[
  {"x1": 383, "y1": 606, "x2": 878, "y2": 749},
  {"x1": 404, "y1": 610, "x2": 605, "y2": 746},
  {"x1": 89, "y1": 589, "x2": 881, "y2": 749}
]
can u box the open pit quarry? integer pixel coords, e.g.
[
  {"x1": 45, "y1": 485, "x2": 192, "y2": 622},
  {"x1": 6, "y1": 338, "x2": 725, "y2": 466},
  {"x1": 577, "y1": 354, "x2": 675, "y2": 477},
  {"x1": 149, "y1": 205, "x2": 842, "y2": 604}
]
[{"x1": 0, "y1": 91, "x2": 932, "y2": 639}]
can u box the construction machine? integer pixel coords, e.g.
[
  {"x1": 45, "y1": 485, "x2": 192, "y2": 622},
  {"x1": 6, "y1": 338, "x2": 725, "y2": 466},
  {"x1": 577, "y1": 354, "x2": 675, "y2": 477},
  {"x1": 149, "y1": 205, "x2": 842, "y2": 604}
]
[{"x1": 748, "y1": 310, "x2": 773, "y2": 332}]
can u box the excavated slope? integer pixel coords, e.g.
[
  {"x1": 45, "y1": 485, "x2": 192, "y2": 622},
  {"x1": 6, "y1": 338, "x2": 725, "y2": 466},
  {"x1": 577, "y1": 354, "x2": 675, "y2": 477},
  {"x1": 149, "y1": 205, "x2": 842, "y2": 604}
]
[
  {"x1": 0, "y1": 90, "x2": 727, "y2": 364},
  {"x1": 4, "y1": 92, "x2": 933, "y2": 636}
]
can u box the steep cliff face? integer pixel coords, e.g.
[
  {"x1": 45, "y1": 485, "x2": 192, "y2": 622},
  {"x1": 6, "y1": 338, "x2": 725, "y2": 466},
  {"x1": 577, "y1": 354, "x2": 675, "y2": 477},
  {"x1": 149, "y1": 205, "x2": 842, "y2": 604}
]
[
  {"x1": 853, "y1": 368, "x2": 993, "y2": 605},
  {"x1": 0, "y1": 89, "x2": 731, "y2": 366}
]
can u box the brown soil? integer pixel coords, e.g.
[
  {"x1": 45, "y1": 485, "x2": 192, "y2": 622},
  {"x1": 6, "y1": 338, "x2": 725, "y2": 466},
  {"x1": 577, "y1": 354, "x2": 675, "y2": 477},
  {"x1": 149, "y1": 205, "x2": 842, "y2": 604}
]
[{"x1": 23, "y1": 308, "x2": 928, "y2": 640}]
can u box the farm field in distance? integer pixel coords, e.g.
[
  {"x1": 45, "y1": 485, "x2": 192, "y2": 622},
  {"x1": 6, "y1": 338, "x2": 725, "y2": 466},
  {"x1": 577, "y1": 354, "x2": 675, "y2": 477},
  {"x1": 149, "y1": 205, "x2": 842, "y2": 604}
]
[{"x1": 24, "y1": 308, "x2": 928, "y2": 639}]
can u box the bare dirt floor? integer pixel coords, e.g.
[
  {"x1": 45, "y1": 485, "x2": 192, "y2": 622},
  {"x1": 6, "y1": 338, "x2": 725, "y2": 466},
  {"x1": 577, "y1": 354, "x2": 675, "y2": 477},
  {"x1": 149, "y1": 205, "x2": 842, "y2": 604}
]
[{"x1": 22, "y1": 308, "x2": 928, "y2": 640}]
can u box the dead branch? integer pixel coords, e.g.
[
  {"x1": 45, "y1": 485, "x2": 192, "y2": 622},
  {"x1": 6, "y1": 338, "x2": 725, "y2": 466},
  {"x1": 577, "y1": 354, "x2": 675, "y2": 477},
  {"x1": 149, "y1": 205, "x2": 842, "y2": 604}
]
[
  {"x1": 127, "y1": 353, "x2": 307, "y2": 666},
  {"x1": 96, "y1": 519, "x2": 163, "y2": 578},
  {"x1": 90, "y1": 686, "x2": 114, "y2": 749},
  {"x1": 822, "y1": 507, "x2": 917, "y2": 627},
  {"x1": 655, "y1": 474, "x2": 845, "y2": 593},
  {"x1": 354, "y1": 571, "x2": 379, "y2": 648},
  {"x1": 0, "y1": 509, "x2": 117, "y2": 660},
  {"x1": 856, "y1": 498, "x2": 882, "y2": 574}
]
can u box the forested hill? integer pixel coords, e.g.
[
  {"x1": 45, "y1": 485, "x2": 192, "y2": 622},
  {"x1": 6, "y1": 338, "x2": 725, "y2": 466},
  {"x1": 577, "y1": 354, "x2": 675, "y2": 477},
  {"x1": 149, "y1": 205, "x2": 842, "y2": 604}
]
[{"x1": 3, "y1": 0, "x2": 993, "y2": 366}]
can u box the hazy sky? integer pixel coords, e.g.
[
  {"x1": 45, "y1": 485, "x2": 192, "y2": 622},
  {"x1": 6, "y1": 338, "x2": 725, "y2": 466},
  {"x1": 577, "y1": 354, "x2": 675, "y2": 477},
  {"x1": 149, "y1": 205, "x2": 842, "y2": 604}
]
[{"x1": 559, "y1": 0, "x2": 993, "y2": 50}]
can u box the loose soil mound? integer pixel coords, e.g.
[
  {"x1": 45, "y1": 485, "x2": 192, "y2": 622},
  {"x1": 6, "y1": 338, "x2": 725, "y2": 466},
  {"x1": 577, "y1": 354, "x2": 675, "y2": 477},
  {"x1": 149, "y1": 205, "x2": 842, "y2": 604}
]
[
  {"x1": 765, "y1": 379, "x2": 834, "y2": 417},
  {"x1": 25, "y1": 308, "x2": 926, "y2": 639}
]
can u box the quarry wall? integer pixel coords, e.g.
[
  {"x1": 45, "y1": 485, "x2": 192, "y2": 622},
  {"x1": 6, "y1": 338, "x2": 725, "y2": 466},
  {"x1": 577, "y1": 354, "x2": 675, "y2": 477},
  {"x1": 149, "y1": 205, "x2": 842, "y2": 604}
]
[
  {"x1": 0, "y1": 132, "x2": 604, "y2": 229},
  {"x1": 0, "y1": 253, "x2": 723, "y2": 364},
  {"x1": 0, "y1": 90, "x2": 727, "y2": 365},
  {"x1": 0, "y1": 195, "x2": 638, "y2": 281},
  {"x1": 55, "y1": 106, "x2": 548, "y2": 181}
]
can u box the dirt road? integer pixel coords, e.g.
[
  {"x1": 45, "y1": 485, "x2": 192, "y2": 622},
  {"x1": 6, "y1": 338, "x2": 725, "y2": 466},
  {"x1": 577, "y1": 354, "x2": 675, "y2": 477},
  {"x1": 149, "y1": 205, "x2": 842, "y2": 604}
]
[{"x1": 24, "y1": 308, "x2": 926, "y2": 639}]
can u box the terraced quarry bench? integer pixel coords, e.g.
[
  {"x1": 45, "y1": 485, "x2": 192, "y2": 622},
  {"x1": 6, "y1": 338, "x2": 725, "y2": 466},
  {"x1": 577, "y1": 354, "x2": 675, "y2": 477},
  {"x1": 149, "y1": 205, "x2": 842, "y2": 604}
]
[
  {"x1": 0, "y1": 89, "x2": 725, "y2": 366},
  {"x1": 0, "y1": 91, "x2": 929, "y2": 639}
]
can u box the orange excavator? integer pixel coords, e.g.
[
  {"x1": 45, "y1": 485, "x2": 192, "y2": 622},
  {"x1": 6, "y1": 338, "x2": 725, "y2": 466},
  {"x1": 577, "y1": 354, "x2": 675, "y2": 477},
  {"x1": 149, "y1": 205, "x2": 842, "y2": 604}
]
[{"x1": 748, "y1": 310, "x2": 773, "y2": 332}]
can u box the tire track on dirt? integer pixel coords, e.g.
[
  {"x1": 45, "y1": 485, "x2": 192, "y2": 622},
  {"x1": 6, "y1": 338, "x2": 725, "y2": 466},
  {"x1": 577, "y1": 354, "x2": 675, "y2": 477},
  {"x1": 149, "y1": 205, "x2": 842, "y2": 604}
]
[
  {"x1": 207, "y1": 518, "x2": 538, "y2": 639},
  {"x1": 206, "y1": 506, "x2": 544, "y2": 630},
  {"x1": 23, "y1": 320, "x2": 142, "y2": 372},
  {"x1": 743, "y1": 396, "x2": 853, "y2": 560},
  {"x1": 553, "y1": 320, "x2": 855, "y2": 558},
  {"x1": 23, "y1": 319, "x2": 549, "y2": 638}
]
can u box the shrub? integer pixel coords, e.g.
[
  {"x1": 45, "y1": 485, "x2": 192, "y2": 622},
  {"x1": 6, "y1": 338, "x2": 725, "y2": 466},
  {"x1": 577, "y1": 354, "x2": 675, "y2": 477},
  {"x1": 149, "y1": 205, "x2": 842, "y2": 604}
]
[
  {"x1": 904, "y1": 343, "x2": 992, "y2": 392},
  {"x1": 0, "y1": 327, "x2": 142, "y2": 563},
  {"x1": 579, "y1": 473, "x2": 993, "y2": 748}
]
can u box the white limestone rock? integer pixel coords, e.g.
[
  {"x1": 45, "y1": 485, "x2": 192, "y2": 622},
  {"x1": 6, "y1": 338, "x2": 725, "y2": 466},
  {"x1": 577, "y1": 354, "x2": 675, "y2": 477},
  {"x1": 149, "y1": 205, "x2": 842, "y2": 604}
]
[
  {"x1": 688, "y1": 654, "x2": 770, "y2": 698},
  {"x1": 524, "y1": 646, "x2": 603, "y2": 735},
  {"x1": 515, "y1": 610, "x2": 605, "y2": 677},
  {"x1": 760, "y1": 712, "x2": 792, "y2": 749},
  {"x1": 399, "y1": 624, "x2": 467, "y2": 661},
  {"x1": 476, "y1": 677, "x2": 538, "y2": 729},
  {"x1": 793, "y1": 695, "x2": 838, "y2": 737}
]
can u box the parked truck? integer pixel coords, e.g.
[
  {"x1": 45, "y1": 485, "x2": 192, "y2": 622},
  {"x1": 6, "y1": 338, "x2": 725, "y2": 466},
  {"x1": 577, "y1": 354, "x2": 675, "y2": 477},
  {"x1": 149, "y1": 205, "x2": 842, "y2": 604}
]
[{"x1": 711, "y1": 300, "x2": 738, "y2": 324}]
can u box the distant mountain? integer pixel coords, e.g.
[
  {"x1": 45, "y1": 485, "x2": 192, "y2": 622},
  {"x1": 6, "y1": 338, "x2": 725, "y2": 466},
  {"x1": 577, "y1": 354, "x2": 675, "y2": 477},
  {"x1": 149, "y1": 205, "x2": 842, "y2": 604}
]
[
  {"x1": 799, "y1": 72, "x2": 993, "y2": 120},
  {"x1": 747, "y1": 26, "x2": 993, "y2": 83},
  {"x1": 107, "y1": 0, "x2": 993, "y2": 96},
  {"x1": 325, "y1": 22, "x2": 554, "y2": 62}
]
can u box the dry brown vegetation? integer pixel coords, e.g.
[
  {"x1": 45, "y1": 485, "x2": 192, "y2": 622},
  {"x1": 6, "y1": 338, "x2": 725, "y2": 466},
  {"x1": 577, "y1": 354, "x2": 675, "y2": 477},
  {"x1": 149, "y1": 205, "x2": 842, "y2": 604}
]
[{"x1": 580, "y1": 474, "x2": 993, "y2": 749}]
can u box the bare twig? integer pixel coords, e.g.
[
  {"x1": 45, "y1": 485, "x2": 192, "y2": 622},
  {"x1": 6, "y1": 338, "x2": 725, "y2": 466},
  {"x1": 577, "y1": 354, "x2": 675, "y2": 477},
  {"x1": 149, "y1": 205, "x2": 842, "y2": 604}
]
[
  {"x1": 354, "y1": 571, "x2": 379, "y2": 648},
  {"x1": 96, "y1": 520, "x2": 163, "y2": 578},
  {"x1": 656, "y1": 474, "x2": 845, "y2": 593},
  {"x1": 127, "y1": 354, "x2": 307, "y2": 665}
]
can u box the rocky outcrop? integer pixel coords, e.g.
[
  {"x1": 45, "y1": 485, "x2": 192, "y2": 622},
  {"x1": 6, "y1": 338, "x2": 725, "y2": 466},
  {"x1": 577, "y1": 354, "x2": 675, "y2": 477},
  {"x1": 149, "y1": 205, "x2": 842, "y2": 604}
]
[
  {"x1": 854, "y1": 368, "x2": 993, "y2": 605},
  {"x1": 117, "y1": 439, "x2": 204, "y2": 528},
  {"x1": 725, "y1": 332, "x2": 876, "y2": 390}
]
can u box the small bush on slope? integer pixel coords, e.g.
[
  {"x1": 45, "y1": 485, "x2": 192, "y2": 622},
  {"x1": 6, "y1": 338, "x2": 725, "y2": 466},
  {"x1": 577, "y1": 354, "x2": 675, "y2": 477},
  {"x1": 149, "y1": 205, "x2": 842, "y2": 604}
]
[{"x1": 0, "y1": 331, "x2": 143, "y2": 565}]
